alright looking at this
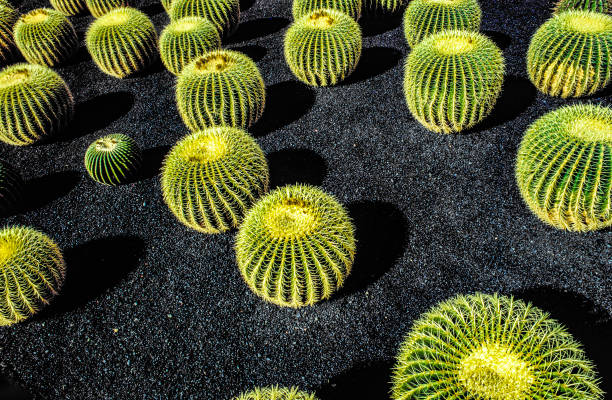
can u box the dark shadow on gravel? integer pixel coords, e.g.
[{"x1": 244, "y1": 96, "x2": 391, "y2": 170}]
[
  {"x1": 227, "y1": 17, "x2": 289, "y2": 44},
  {"x1": 228, "y1": 44, "x2": 267, "y2": 62},
  {"x1": 483, "y1": 30, "x2": 512, "y2": 50},
  {"x1": 61, "y1": 46, "x2": 91, "y2": 68},
  {"x1": 141, "y1": 145, "x2": 171, "y2": 180},
  {"x1": 361, "y1": 14, "x2": 403, "y2": 37},
  {"x1": 343, "y1": 46, "x2": 402, "y2": 85},
  {"x1": 0, "y1": 374, "x2": 31, "y2": 400},
  {"x1": 317, "y1": 360, "x2": 394, "y2": 399},
  {"x1": 240, "y1": 0, "x2": 256, "y2": 11},
  {"x1": 141, "y1": 1, "x2": 165, "y2": 17},
  {"x1": 268, "y1": 148, "x2": 327, "y2": 188},
  {"x1": 21, "y1": 170, "x2": 81, "y2": 213}
]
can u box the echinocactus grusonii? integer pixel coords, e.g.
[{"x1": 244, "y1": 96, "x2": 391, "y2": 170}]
[
  {"x1": 0, "y1": 226, "x2": 66, "y2": 326},
  {"x1": 0, "y1": 1, "x2": 18, "y2": 65},
  {"x1": 392, "y1": 292, "x2": 604, "y2": 400},
  {"x1": 0, "y1": 159, "x2": 24, "y2": 215},
  {"x1": 50, "y1": 0, "x2": 87, "y2": 16},
  {"x1": 527, "y1": 10, "x2": 612, "y2": 98},
  {"x1": 85, "y1": 7, "x2": 158, "y2": 78},
  {"x1": 84, "y1": 133, "x2": 143, "y2": 186},
  {"x1": 235, "y1": 184, "x2": 356, "y2": 308},
  {"x1": 169, "y1": 0, "x2": 240, "y2": 37},
  {"x1": 363, "y1": 0, "x2": 407, "y2": 15},
  {"x1": 161, "y1": 126, "x2": 269, "y2": 234},
  {"x1": 162, "y1": 0, "x2": 173, "y2": 12},
  {"x1": 0, "y1": 63, "x2": 74, "y2": 146},
  {"x1": 554, "y1": 0, "x2": 611, "y2": 14},
  {"x1": 232, "y1": 387, "x2": 318, "y2": 400},
  {"x1": 176, "y1": 49, "x2": 265, "y2": 130},
  {"x1": 404, "y1": 30, "x2": 505, "y2": 133},
  {"x1": 516, "y1": 104, "x2": 612, "y2": 231},
  {"x1": 85, "y1": 0, "x2": 131, "y2": 17},
  {"x1": 284, "y1": 9, "x2": 362, "y2": 86},
  {"x1": 292, "y1": 0, "x2": 362, "y2": 21}
]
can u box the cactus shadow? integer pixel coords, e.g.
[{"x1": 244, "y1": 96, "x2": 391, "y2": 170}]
[
  {"x1": 19, "y1": 170, "x2": 81, "y2": 213},
  {"x1": 360, "y1": 14, "x2": 403, "y2": 37},
  {"x1": 482, "y1": 30, "x2": 512, "y2": 50},
  {"x1": 141, "y1": 1, "x2": 165, "y2": 17},
  {"x1": 240, "y1": 0, "x2": 256, "y2": 11},
  {"x1": 267, "y1": 148, "x2": 327, "y2": 188},
  {"x1": 227, "y1": 17, "x2": 289, "y2": 44},
  {"x1": 343, "y1": 46, "x2": 402, "y2": 85},
  {"x1": 61, "y1": 46, "x2": 91, "y2": 68},
  {"x1": 140, "y1": 145, "x2": 171, "y2": 180},
  {"x1": 317, "y1": 360, "x2": 394, "y2": 400},
  {"x1": 0, "y1": 374, "x2": 31, "y2": 400},
  {"x1": 227, "y1": 44, "x2": 267, "y2": 62}
]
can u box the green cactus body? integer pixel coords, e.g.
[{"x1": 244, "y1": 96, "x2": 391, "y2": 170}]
[
  {"x1": 159, "y1": 17, "x2": 221, "y2": 76},
  {"x1": 85, "y1": 0, "x2": 131, "y2": 17},
  {"x1": 284, "y1": 9, "x2": 362, "y2": 86},
  {"x1": 527, "y1": 11, "x2": 612, "y2": 98},
  {"x1": 403, "y1": 0, "x2": 481, "y2": 48},
  {"x1": 86, "y1": 7, "x2": 158, "y2": 78},
  {"x1": 233, "y1": 387, "x2": 318, "y2": 400},
  {"x1": 0, "y1": 1, "x2": 18, "y2": 65},
  {"x1": 554, "y1": 0, "x2": 611, "y2": 13},
  {"x1": 404, "y1": 30, "x2": 505, "y2": 133},
  {"x1": 169, "y1": 0, "x2": 240, "y2": 37},
  {"x1": 235, "y1": 184, "x2": 356, "y2": 308},
  {"x1": 13, "y1": 8, "x2": 78, "y2": 66},
  {"x1": 161, "y1": 127, "x2": 269, "y2": 234},
  {"x1": 162, "y1": 0, "x2": 173, "y2": 13},
  {"x1": 392, "y1": 292, "x2": 604, "y2": 400},
  {"x1": 176, "y1": 49, "x2": 265, "y2": 130},
  {"x1": 84, "y1": 133, "x2": 143, "y2": 186},
  {"x1": 0, "y1": 63, "x2": 74, "y2": 146},
  {"x1": 0, "y1": 159, "x2": 24, "y2": 215},
  {"x1": 292, "y1": 0, "x2": 362, "y2": 20},
  {"x1": 516, "y1": 104, "x2": 612, "y2": 231},
  {"x1": 363, "y1": 0, "x2": 407, "y2": 15},
  {"x1": 50, "y1": 0, "x2": 87, "y2": 16},
  {"x1": 0, "y1": 226, "x2": 65, "y2": 326}
]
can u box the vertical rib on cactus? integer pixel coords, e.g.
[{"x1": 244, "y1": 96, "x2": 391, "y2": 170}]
[
  {"x1": 554, "y1": 0, "x2": 611, "y2": 13},
  {"x1": 50, "y1": 0, "x2": 87, "y2": 16},
  {"x1": 85, "y1": 0, "x2": 131, "y2": 17},
  {"x1": 292, "y1": 0, "x2": 362, "y2": 20},
  {"x1": 84, "y1": 133, "x2": 143, "y2": 185},
  {"x1": 0, "y1": 1, "x2": 18, "y2": 65},
  {"x1": 0, "y1": 159, "x2": 24, "y2": 216},
  {"x1": 162, "y1": 0, "x2": 173, "y2": 13},
  {"x1": 363, "y1": 0, "x2": 407, "y2": 15},
  {"x1": 233, "y1": 387, "x2": 319, "y2": 400},
  {"x1": 169, "y1": 0, "x2": 240, "y2": 37}
]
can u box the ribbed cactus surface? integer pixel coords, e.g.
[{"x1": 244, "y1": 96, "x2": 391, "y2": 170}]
[
  {"x1": 50, "y1": 0, "x2": 87, "y2": 16},
  {"x1": 86, "y1": 0, "x2": 131, "y2": 17},
  {"x1": 84, "y1": 133, "x2": 143, "y2": 186},
  {"x1": 233, "y1": 387, "x2": 318, "y2": 400},
  {"x1": 554, "y1": 0, "x2": 611, "y2": 13},
  {"x1": 292, "y1": 0, "x2": 362, "y2": 20},
  {"x1": 169, "y1": 0, "x2": 240, "y2": 37},
  {"x1": 0, "y1": 1, "x2": 18, "y2": 65}
]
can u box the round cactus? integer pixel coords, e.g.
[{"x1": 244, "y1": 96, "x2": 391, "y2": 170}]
[
  {"x1": 86, "y1": 7, "x2": 158, "y2": 78},
  {"x1": 176, "y1": 49, "x2": 265, "y2": 130},
  {"x1": 0, "y1": 226, "x2": 66, "y2": 326},
  {"x1": 85, "y1": 0, "x2": 131, "y2": 17},
  {"x1": 284, "y1": 9, "x2": 362, "y2": 86},
  {"x1": 404, "y1": 30, "x2": 505, "y2": 134},
  {"x1": 292, "y1": 0, "x2": 362, "y2": 20},
  {"x1": 236, "y1": 184, "x2": 356, "y2": 308},
  {"x1": 0, "y1": 159, "x2": 24, "y2": 215},
  {"x1": 516, "y1": 104, "x2": 612, "y2": 231},
  {"x1": 363, "y1": 0, "x2": 407, "y2": 15},
  {"x1": 0, "y1": 63, "x2": 74, "y2": 146},
  {"x1": 13, "y1": 8, "x2": 78, "y2": 67},
  {"x1": 527, "y1": 10, "x2": 612, "y2": 98},
  {"x1": 159, "y1": 16, "x2": 221, "y2": 76},
  {"x1": 161, "y1": 127, "x2": 269, "y2": 234},
  {"x1": 0, "y1": 1, "x2": 17, "y2": 65},
  {"x1": 233, "y1": 387, "x2": 318, "y2": 400},
  {"x1": 403, "y1": 0, "x2": 481, "y2": 48},
  {"x1": 554, "y1": 0, "x2": 611, "y2": 13},
  {"x1": 50, "y1": 0, "x2": 87, "y2": 16},
  {"x1": 84, "y1": 133, "x2": 143, "y2": 186},
  {"x1": 392, "y1": 292, "x2": 603, "y2": 400},
  {"x1": 169, "y1": 0, "x2": 240, "y2": 37}
]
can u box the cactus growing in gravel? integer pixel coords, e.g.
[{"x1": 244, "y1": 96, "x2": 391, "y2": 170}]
[
  {"x1": 0, "y1": 159, "x2": 24, "y2": 215},
  {"x1": 392, "y1": 292, "x2": 604, "y2": 400},
  {"x1": 292, "y1": 0, "x2": 362, "y2": 20},
  {"x1": 84, "y1": 133, "x2": 143, "y2": 186},
  {"x1": 516, "y1": 104, "x2": 612, "y2": 231},
  {"x1": 50, "y1": 0, "x2": 87, "y2": 16},
  {"x1": 0, "y1": 63, "x2": 74, "y2": 146},
  {"x1": 363, "y1": 0, "x2": 407, "y2": 15},
  {"x1": 233, "y1": 387, "x2": 318, "y2": 400},
  {"x1": 404, "y1": 30, "x2": 505, "y2": 133},
  {"x1": 13, "y1": 8, "x2": 78, "y2": 66},
  {"x1": 284, "y1": 9, "x2": 362, "y2": 86},
  {"x1": 159, "y1": 16, "x2": 221, "y2": 76},
  {"x1": 236, "y1": 184, "x2": 356, "y2": 308},
  {"x1": 0, "y1": 226, "x2": 66, "y2": 326},
  {"x1": 86, "y1": 7, "x2": 158, "y2": 78},
  {"x1": 554, "y1": 0, "x2": 611, "y2": 13},
  {"x1": 0, "y1": 1, "x2": 18, "y2": 65},
  {"x1": 85, "y1": 0, "x2": 131, "y2": 17},
  {"x1": 528, "y1": 11, "x2": 612, "y2": 98},
  {"x1": 176, "y1": 49, "x2": 265, "y2": 130},
  {"x1": 169, "y1": 0, "x2": 240, "y2": 37},
  {"x1": 161, "y1": 127, "x2": 269, "y2": 234}
]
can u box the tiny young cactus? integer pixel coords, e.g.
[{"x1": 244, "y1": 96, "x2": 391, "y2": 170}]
[
  {"x1": 50, "y1": 0, "x2": 87, "y2": 16},
  {"x1": 169, "y1": 0, "x2": 240, "y2": 37},
  {"x1": 85, "y1": 0, "x2": 131, "y2": 17},
  {"x1": 84, "y1": 133, "x2": 143, "y2": 186},
  {"x1": 232, "y1": 387, "x2": 319, "y2": 400},
  {"x1": 553, "y1": 0, "x2": 611, "y2": 13},
  {"x1": 292, "y1": 0, "x2": 362, "y2": 20},
  {"x1": 0, "y1": 159, "x2": 24, "y2": 215},
  {"x1": 0, "y1": 1, "x2": 18, "y2": 65},
  {"x1": 363, "y1": 0, "x2": 407, "y2": 15}
]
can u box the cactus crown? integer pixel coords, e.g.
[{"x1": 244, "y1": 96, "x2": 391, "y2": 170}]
[
  {"x1": 433, "y1": 35, "x2": 475, "y2": 54},
  {"x1": 233, "y1": 386, "x2": 318, "y2": 400},
  {"x1": 179, "y1": 132, "x2": 229, "y2": 161},
  {"x1": 0, "y1": 66, "x2": 30, "y2": 87},
  {"x1": 22, "y1": 8, "x2": 52, "y2": 23},
  {"x1": 193, "y1": 52, "x2": 232, "y2": 73},
  {"x1": 306, "y1": 9, "x2": 337, "y2": 28},
  {"x1": 264, "y1": 197, "x2": 320, "y2": 238},
  {"x1": 562, "y1": 10, "x2": 612, "y2": 32},
  {"x1": 292, "y1": 0, "x2": 362, "y2": 20}
]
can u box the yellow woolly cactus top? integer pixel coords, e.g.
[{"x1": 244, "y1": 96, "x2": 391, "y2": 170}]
[
  {"x1": 22, "y1": 8, "x2": 51, "y2": 23},
  {"x1": 561, "y1": 10, "x2": 612, "y2": 33},
  {"x1": 263, "y1": 198, "x2": 320, "y2": 239}
]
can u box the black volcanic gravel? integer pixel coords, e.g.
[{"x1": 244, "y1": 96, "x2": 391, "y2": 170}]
[{"x1": 0, "y1": 0, "x2": 611, "y2": 398}]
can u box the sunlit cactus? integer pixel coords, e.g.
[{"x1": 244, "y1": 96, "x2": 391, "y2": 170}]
[
  {"x1": 86, "y1": 7, "x2": 158, "y2": 78},
  {"x1": 50, "y1": 0, "x2": 87, "y2": 16},
  {"x1": 403, "y1": 0, "x2": 481, "y2": 48},
  {"x1": 233, "y1": 387, "x2": 318, "y2": 400},
  {"x1": 85, "y1": 0, "x2": 131, "y2": 17},
  {"x1": 13, "y1": 8, "x2": 78, "y2": 66},
  {"x1": 0, "y1": 159, "x2": 24, "y2": 216},
  {"x1": 527, "y1": 10, "x2": 612, "y2": 98},
  {"x1": 404, "y1": 30, "x2": 505, "y2": 133},
  {"x1": 554, "y1": 0, "x2": 611, "y2": 13},
  {"x1": 236, "y1": 184, "x2": 356, "y2": 308},
  {"x1": 162, "y1": 0, "x2": 173, "y2": 12},
  {"x1": 0, "y1": 63, "x2": 74, "y2": 146},
  {"x1": 0, "y1": 226, "x2": 66, "y2": 326},
  {"x1": 84, "y1": 133, "x2": 143, "y2": 186},
  {"x1": 363, "y1": 0, "x2": 407, "y2": 15},
  {"x1": 284, "y1": 9, "x2": 362, "y2": 86},
  {"x1": 176, "y1": 49, "x2": 265, "y2": 130},
  {"x1": 169, "y1": 0, "x2": 240, "y2": 37},
  {"x1": 292, "y1": 0, "x2": 362, "y2": 20},
  {"x1": 0, "y1": 1, "x2": 18, "y2": 65},
  {"x1": 392, "y1": 292, "x2": 604, "y2": 400},
  {"x1": 161, "y1": 127, "x2": 269, "y2": 234},
  {"x1": 159, "y1": 16, "x2": 221, "y2": 76}
]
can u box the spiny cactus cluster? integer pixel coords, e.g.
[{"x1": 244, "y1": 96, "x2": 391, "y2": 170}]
[
  {"x1": 392, "y1": 292, "x2": 603, "y2": 400},
  {"x1": 86, "y1": 0, "x2": 131, "y2": 17},
  {"x1": 176, "y1": 49, "x2": 265, "y2": 130},
  {"x1": 0, "y1": 159, "x2": 24, "y2": 216},
  {"x1": 50, "y1": 0, "x2": 87, "y2": 16},
  {"x1": 528, "y1": 10, "x2": 612, "y2": 98},
  {"x1": 0, "y1": 226, "x2": 66, "y2": 326},
  {"x1": 554, "y1": 0, "x2": 611, "y2": 13},
  {"x1": 84, "y1": 133, "x2": 143, "y2": 186},
  {"x1": 13, "y1": 8, "x2": 78, "y2": 67},
  {"x1": 86, "y1": 7, "x2": 158, "y2": 78},
  {"x1": 292, "y1": 0, "x2": 362, "y2": 20},
  {"x1": 284, "y1": 8, "x2": 362, "y2": 86},
  {"x1": 169, "y1": 0, "x2": 240, "y2": 37},
  {"x1": 233, "y1": 387, "x2": 318, "y2": 400},
  {"x1": 161, "y1": 127, "x2": 269, "y2": 234},
  {"x1": 236, "y1": 184, "x2": 356, "y2": 308},
  {"x1": 0, "y1": 63, "x2": 74, "y2": 146},
  {"x1": 363, "y1": 0, "x2": 407, "y2": 15},
  {"x1": 0, "y1": 0, "x2": 17, "y2": 65}
]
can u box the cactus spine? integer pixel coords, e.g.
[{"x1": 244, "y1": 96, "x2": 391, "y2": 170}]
[
  {"x1": 162, "y1": 0, "x2": 173, "y2": 12},
  {"x1": 0, "y1": 159, "x2": 24, "y2": 215},
  {"x1": 292, "y1": 0, "x2": 362, "y2": 20},
  {"x1": 85, "y1": 0, "x2": 131, "y2": 17},
  {"x1": 169, "y1": 0, "x2": 240, "y2": 37},
  {"x1": 554, "y1": 0, "x2": 611, "y2": 13},
  {"x1": 84, "y1": 133, "x2": 143, "y2": 186},
  {"x1": 50, "y1": 0, "x2": 87, "y2": 16},
  {"x1": 233, "y1": 387, "x2": 318, "y2": 400},
  {"x1": 0, "y1": 1, "x2": 17, "y2": 65},
  {"x1": 363, "y1": 0, "x2": 407, "y2": 15}
]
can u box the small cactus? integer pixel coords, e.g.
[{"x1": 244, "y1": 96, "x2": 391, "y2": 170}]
[
  {"x1": 159, "y1": 16, "x2": 221, "y2": 76},
  {"x1": 527, "y1": 10, "x2": 612, "y2": 98},
  {"x1": 0, "y1": 63, "x2": 74, "y2": 146},
  {"x1": 403, "y1": 0, "x2": 481, "y2": 48},
  {"x1": 169, "y1": 0, "x2": 240, "y2": 37},
  {"x1": 161, "y1": 127, "x2": 269, "y2": 234},
  {"x1": 176, "y1": 49, "x2": 265, "y2": 130},
  {"x1": 13, "y1": 8, "x2": 78, "y2": 67},
  {"x1": 50, "y1": 0, "x2": 87, "y2": 16},
  {"x1": 0, "y1": 226, "x2": 66, "y2": 326},
  {"x1": 404, "y1": 30, "x2": 505, "y2": 133},
  {"x1": 0, "y1": 1, "x2": 17, "y2": 65},
  {"x1": 84, "y1": 133, "x2": 143, "y2": 186},
  {"x1": 235, "y1": 184, "x2": 356, "y2": 308},
  {"x1": 363, "y1": 0, "x2": 407, "y2": 15},
  {"x1": 284, "y1": 9, "x2": 362, "y2": 86},
  {"x1": 0, "y1": 159, "x2": 24, "y2": 215},
  {"x1": 292, "y1": 0, "x2": 362, "y2": 20},
  {"x1": 85, "y1": 0, "x2": 131, "y2": 17},
  {"x1": 86, "y1": 7, "x2": 158, "y2": 78},
  {"x1": 233, "y1": 387, "x2": 318, "y2": 400},
  {"x1": 554, "y1": 0, "x2": 611, "y2": 13},
  {"x1": 392, "y1": 292, "x2": 604, "y2": 400},
  {"x1": 516, "y1": 104, "x2": 612, "y2": 231}
]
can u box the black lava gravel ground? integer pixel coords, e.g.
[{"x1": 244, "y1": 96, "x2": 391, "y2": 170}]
[{"x1": 1, "y1": 0, "x2": 611, "y2": 398}]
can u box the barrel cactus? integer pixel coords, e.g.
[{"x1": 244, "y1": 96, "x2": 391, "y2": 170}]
[
  {"x1": 85, "y1": 0, "x2": 131, "y2": 17},
  {"x1": 50, "y1": 0, "x2": 87, "y2": 16},
  {"x1": 161, "y1": 127, "x2": 269, "y2": 234},
  {"x1": 84, "y1": 133, "x2": 143, "y2": 186},
  {"x1": 404, "y1": 30, "x2": 505, "y2": 133},
  {"x1": 176, "y1": 49, "x2": 265, "y2": 130},
  {"x1": 292, "y1": 0, "x2": 362, "y2": 20},
  {"x1": 554, "y1": 0, "x2": 611, "y2": 13},
  {"x1": 363, "y1": 0, "x2": 407, "y2": 15},
  {"x1": 284, "y1": 9, "x2": 362, "y2": 86},
  {"x1": 169, "y1": 0, "x2": 240, "y2": 37},
  {"x1": 162, "y1": 0, "x2": 173, "y2": 12},
  {"x1": 233, "y1": 387, "x2": 318, "y2": 400},
  {"x1": 392, "y1": 292, "x2": 603, "y2": 400},
  {"x1": 86, "y1": 7, "x2": 158, "y2": 78},
  {"x1": 0, "y1": 1, "x2": 17, "y2": 65},
  {"x1": 0, "y1": 159, "x2": 24, "y2": 215},
  {"x1": 13, "y1": 8, "x2": 78, "y2": 67},
  {"x1": 0, "y1": 63, "x2": 74, "y2": 146},
  {"x1": 0, "y1": 226, "x2": 66, "y2": 326}
]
